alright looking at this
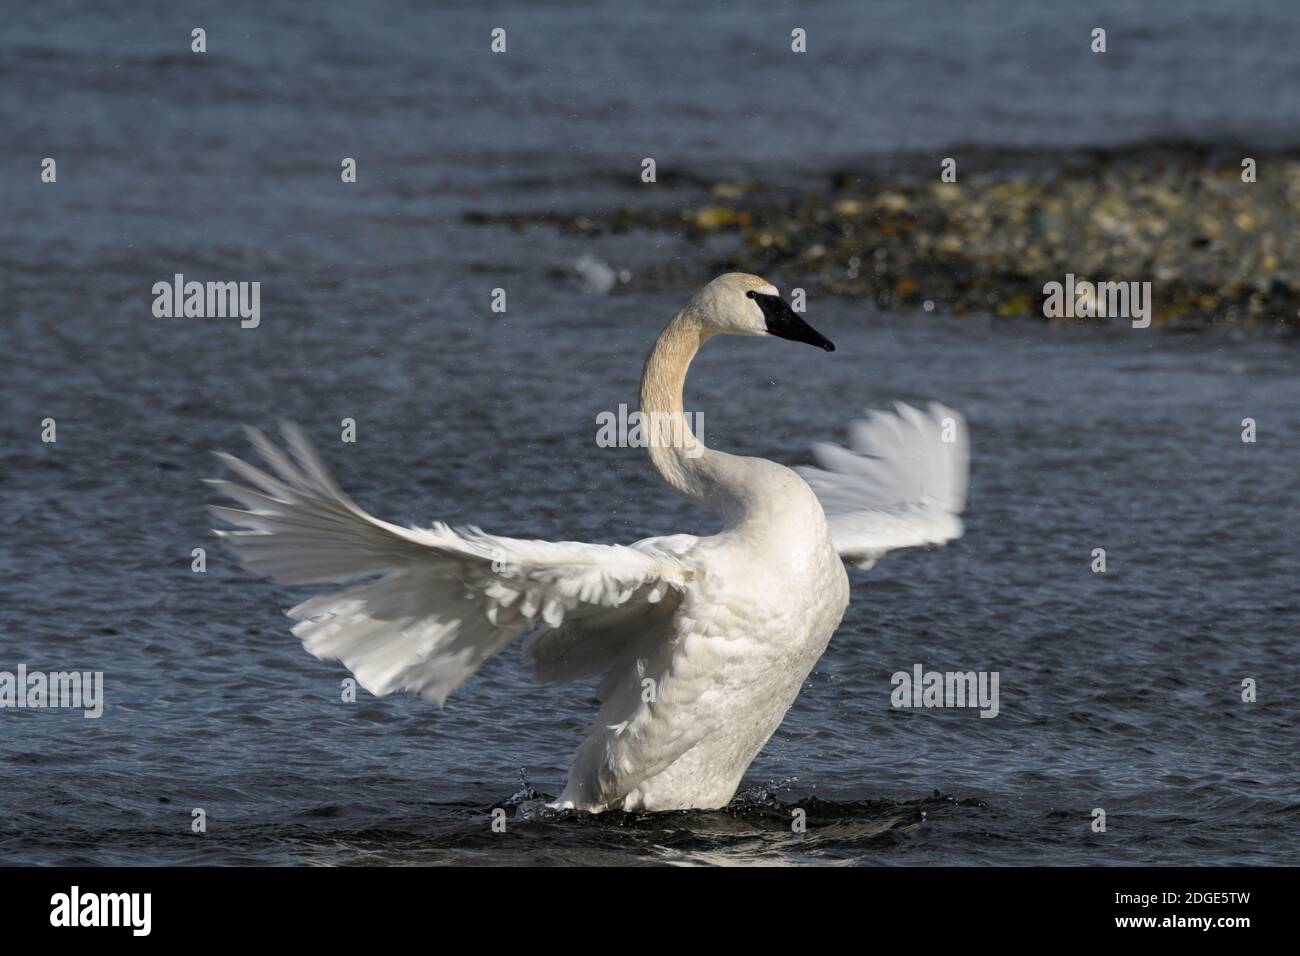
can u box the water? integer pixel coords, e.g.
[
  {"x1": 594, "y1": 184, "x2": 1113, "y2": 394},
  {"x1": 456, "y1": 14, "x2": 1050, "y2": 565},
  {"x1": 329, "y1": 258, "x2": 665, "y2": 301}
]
[{"x1": 2, "y1": 1, "x2": 1298, "y2": 865}]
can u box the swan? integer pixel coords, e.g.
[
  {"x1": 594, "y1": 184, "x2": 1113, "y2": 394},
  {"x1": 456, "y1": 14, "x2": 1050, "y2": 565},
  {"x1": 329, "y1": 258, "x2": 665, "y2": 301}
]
[{"x1": 207, "y1": 273, "x2": 969, "y2": 813}]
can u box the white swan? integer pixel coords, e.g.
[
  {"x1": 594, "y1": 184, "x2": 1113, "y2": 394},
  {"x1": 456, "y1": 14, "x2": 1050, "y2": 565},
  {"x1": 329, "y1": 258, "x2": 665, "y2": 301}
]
[{"x1": 208, "y1": 273, "x2": 969, "y2": 813}]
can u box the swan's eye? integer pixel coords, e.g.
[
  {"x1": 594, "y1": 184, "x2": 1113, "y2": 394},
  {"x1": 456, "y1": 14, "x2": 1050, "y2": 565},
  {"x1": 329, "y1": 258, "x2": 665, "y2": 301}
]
[{"x1": 745, "y1": 291, "x2": 756, "y2": 299}]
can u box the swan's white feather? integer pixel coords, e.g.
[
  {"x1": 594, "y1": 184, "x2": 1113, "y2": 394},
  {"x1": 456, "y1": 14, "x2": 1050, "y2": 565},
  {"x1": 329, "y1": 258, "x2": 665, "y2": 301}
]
[
  {"x1": 797, "y1": 402, "x2": 969, "y2": 569},
  {"x1": 522, "y1": 532, "x2": 698, "y2": 688},
  {"x1": 209, "y1": 422, "x2": 690, "y2": 706},
  {"x1": 206, "y1": 275, "x2": 972, "y2": 814}
]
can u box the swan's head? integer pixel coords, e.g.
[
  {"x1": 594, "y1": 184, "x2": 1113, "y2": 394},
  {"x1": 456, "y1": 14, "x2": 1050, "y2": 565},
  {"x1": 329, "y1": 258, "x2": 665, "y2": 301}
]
[{"x1": 691, "y1": 273, "x2": 835, "y2": 352}]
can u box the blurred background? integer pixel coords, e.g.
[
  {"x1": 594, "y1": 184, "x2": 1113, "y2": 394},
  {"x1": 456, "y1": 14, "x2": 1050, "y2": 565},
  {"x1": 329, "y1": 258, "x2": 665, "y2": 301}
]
[{"x1": 1, "y1": 1, "x2": 1297, "y2": 865}]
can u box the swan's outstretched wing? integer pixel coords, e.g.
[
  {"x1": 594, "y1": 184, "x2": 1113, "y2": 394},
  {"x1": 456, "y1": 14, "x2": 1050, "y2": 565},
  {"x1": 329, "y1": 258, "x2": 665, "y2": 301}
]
[
  {"x1": 797, "y1": 402, "x2": 969, "y2": 569},
  {"x1": 207, "y1": 423, "x2": 692, "y2": 706},
  {"x1": 522, "y1": 533, "x2": 697, "y2": 688}
]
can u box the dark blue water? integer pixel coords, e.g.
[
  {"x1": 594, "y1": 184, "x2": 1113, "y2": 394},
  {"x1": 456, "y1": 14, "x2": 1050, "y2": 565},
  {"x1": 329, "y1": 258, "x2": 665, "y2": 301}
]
[{"x1": 2, "y1": 1, "x2": 1298, "y2": 865}]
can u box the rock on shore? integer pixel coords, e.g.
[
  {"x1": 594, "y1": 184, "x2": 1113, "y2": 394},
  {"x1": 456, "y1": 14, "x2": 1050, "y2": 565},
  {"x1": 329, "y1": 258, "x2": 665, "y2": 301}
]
[{"x1": 468, "y1": 143, "x2": 1300, "y2": 330}]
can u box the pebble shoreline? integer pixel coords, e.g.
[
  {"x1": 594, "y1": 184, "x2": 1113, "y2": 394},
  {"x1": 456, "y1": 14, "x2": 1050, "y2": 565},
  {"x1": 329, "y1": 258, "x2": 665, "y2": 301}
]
[{"x1": 469, "y1": 143, "x2": 1300, "y2": 330}]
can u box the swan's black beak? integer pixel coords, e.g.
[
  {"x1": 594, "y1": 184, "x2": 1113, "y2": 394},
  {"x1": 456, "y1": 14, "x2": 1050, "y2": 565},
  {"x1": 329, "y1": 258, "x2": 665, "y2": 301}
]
[{"x1": 750, "y1": 292, "x2": 835, "y2": 352}]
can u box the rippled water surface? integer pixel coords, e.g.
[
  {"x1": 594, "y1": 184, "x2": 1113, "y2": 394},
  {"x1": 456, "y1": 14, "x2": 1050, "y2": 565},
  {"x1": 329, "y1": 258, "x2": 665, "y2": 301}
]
[{"x1": 2, "y1": 0, "x2": 1299, "y2": 865}]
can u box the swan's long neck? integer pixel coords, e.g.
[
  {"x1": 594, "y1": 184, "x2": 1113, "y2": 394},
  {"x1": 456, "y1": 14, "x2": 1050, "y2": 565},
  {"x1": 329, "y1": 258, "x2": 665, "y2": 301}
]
[{"x1": 639, "y1": 309, "x2": 733, "y2": 508}]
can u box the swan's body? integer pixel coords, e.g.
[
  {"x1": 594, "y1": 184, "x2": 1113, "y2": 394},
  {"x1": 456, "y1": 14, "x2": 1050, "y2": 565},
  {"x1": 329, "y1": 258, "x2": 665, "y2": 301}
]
[
  {"x1": 558, "y1": 461, "x2": 849, "y2": 811},
  {"x1": 209, "y1": 273, "x2": 968, "y2": 812}
]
